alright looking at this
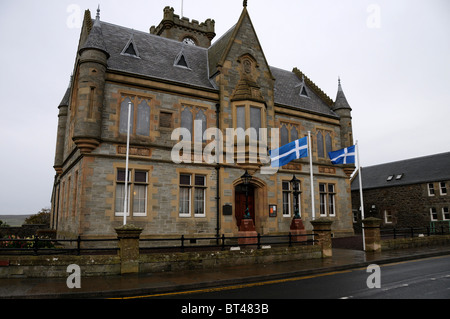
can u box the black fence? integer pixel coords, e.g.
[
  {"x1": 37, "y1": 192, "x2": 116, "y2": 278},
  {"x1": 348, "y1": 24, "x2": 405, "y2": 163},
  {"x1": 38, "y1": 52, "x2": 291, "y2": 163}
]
[
  {"x1": 0, "y1": 232, "x2": 316, "y2": 256},
  {"x1": 381, "y1": 225, "x2": 450, "y2": 240},
  {"x1": 0, "y1": 236, "x2": 118, "y2": 256},
  {"x1": 140, "y1": 233, "x2": 317, "y2": 253}
]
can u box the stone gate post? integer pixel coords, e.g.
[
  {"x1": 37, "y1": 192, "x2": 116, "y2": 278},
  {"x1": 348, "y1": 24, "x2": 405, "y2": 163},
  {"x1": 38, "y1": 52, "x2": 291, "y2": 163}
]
[
  {"x1": 362, "y1": 217, "x2": 382, "y2": 252},
  {"x1": 310, "y1": 218, "x2": 333, "y2": 258},
  {"x1": 115, "y1": 225, "x2": 143, "y2": 275}
]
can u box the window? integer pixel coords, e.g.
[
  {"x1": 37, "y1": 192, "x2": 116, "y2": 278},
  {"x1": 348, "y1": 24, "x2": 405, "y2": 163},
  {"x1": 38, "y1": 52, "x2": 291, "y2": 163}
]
[
  {"x1": 384, "y1": 210, "x2": 393, "y2": 224},
  {"x1": 319, "y1": 183, "x2": 336, "y2": 217},
  {"x1": 430, "y1": 208, "x2": 438, "y2": 221},
  {"x1": 440, "y1": 182, "x2": 447, "y2": 195},
  {"x1": 179, "y1": 173, "x2": 207, "y2": 218},
  {"x1": 119, "y1": 95, "x2": 151, "y2": 137},
  {"x1": 443, "y1": 207, "x2": 450, "y2": 220},
  {"x1": 316, "y1": 131, "x2": 332, "y2": 159},
  {"x1": 428, "y1": 183, "x2": 435, "y2": 196},
  {"x1": 282, "y1": 180, "x2": 302, "y2": 218},
  {"x1": 180, "y1": 105, "x2": 208, "y2": 142},
  {"x1": 387, "y1": 175, "x2": 394, "y2": 181},
  {"x1": 280, "y1": 123, "x2": 300, "y2": 146},
  {"x1": 115, "y1": 169, "x2": 148, "y2": 217},
  {"x1": 233, "y1": 103, "x2": 264, "y2": 143}
]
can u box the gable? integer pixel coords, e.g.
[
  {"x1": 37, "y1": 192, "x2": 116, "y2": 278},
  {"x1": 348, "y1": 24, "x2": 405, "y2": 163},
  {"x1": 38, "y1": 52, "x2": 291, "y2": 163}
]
[{"x1": 209, "y1": 8, "x2": 274, "y2": 83}]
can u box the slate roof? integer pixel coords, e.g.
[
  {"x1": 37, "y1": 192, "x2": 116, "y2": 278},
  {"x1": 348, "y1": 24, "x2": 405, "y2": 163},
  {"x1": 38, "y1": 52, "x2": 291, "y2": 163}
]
[
  {"x1": 271, "y1": 66, "x2": 338, "y2": 118},
  {"x1": 100, "y1": 21, "x2": 214, "y2": 89},
  {"x1": 81, "y1": 18, "x2": 339, "y2": 117},
  {"x1": 351, "y1": 152, "x2": 450, "y2": 191}
]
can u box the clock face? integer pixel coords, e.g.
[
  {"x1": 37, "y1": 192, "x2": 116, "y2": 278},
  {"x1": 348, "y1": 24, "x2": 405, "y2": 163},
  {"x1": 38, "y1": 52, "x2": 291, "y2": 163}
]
[{"x1": 183, "y1": 37, "x2": 196, "y2": 46}]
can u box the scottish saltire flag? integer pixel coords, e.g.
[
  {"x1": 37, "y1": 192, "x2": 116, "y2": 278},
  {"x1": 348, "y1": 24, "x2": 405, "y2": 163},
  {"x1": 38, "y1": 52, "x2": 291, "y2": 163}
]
[
  {"x1": 270, "y1": 137, "x2": 308, "y2": 167},
  {"x1": 328, "y1": 145, "x2": 356, "y2": 165}
]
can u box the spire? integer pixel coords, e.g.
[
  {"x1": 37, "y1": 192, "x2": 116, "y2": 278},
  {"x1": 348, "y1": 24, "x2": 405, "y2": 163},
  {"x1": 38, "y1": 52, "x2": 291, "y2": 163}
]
[
  {"x1": 79, "y1": 7, "x2": 109, "y2": 58},
  {"x1": 333, "y1": 77, "x2": 352, "y2": 111},
  {"x1": 243, "y1": 0, "x2": 248, "y2": 7}
]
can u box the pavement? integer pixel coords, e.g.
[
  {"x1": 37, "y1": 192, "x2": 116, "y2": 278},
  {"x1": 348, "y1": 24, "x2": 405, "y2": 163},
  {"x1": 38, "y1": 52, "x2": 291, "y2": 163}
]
[{"x1": 0, "y1": 246, "x2": 449, "y2": 299}]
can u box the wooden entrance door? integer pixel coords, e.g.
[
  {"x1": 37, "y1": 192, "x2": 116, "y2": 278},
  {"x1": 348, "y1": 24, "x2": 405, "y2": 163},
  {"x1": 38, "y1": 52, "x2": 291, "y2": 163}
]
[{"x1": 235, "y1": 184, "x2": 255, "y2": 228}]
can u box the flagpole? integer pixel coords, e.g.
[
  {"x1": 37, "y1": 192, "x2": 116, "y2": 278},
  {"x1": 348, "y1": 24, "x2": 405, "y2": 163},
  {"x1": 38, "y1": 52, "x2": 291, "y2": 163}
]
[
  {"x1": 356, "y1": 140, "x2": 366, "y2": 250},
  {"x1": 123, "y1": 102, "x2": 131, "y2": 226},
  {"x1": 308, "y1": 131, "x2": 315, "y2": 221}
]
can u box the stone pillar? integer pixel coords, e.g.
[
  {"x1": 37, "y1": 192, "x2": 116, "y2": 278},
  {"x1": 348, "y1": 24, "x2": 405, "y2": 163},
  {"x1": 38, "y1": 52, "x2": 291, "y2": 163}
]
[
  {"x1": 311, "y1": 218, "x2": 333, "y2": 258},
  {"x1": 238, "y1": 219, "x2": 258, "y2": 245},
  {"x1": 362, "y1": 217, "x2": 382, "y2": 252},
  {"x1": 115, "y1": 225, "x2": 143, "y2": 275},
  {"x1": 290, "y1": 218, "x2": 307, "y2": 242}
]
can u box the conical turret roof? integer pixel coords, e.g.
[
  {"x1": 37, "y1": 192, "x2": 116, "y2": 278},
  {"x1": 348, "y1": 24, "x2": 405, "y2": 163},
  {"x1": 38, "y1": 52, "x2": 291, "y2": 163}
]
[{"x1": 333, "y1": 78, "x2": 352, "y2": 111}]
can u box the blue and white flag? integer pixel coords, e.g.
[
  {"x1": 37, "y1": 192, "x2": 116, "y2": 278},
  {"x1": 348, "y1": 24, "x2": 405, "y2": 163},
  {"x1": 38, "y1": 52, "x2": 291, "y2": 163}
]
[
  {"x1": 328, "y1": 145, "x2": 356, "y2": 165},
  {"x1": 270, "y1": 137, "x2": 308, "y2": 167}
]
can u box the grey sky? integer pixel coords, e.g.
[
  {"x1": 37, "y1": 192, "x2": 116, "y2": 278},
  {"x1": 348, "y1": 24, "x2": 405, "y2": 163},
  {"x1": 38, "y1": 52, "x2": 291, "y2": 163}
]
[{"x1": 0, "y1": 0, "x2": 449, "y2": 215}]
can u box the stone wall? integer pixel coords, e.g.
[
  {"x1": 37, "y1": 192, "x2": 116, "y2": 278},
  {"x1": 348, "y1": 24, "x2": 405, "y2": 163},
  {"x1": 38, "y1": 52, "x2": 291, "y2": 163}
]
[{"x1": 352, "y1": 181, "x2": 450, "y2": 232}]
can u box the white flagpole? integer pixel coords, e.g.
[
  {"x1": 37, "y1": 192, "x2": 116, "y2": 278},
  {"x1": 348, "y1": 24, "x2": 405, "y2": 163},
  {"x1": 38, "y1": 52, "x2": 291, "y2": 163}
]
[
  {"x1": 123, "y1": 102, "x2": 131, "y2": 226},
  {"x1": 308, "y1": 131, "x2": 315, "y2": 221},
  {"x1": 356, "y1": 140, "x2": 366, "y2": 250}
]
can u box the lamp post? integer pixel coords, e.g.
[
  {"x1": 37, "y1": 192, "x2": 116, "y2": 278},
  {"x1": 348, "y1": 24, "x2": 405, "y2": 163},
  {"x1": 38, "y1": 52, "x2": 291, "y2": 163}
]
[
  {"x1": 241, "y1": 170, "x2": 252, "y2": 220},
  {"x1": 290, "y1": 175, "x2": 300, "y2": 219}
]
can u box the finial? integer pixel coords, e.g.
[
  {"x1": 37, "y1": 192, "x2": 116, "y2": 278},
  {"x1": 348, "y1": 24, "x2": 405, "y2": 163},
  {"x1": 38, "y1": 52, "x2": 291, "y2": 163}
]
[
  {"x1": 96, "y1": 5, "x2": 100, "y2": 20},
  {"x1": 243, "y1": 0, "x2": 248, "y2": 7}
]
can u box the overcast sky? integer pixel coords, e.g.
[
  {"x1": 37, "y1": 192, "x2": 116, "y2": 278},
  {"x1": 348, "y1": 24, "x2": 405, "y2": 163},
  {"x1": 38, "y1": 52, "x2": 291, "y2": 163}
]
[{"x1": 0, "y1": 0, "x2": 449, "y2": 215}]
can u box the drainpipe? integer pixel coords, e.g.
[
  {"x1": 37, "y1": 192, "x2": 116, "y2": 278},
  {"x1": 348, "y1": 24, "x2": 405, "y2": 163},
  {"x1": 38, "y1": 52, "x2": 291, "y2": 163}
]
[{"x1": 215, "y1": 103, "x2": 221, "y2": 243}]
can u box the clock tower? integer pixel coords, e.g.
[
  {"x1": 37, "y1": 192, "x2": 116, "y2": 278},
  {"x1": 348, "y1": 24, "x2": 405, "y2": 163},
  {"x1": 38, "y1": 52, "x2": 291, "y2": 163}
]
[{"x1": 150, "y1": 6, "x2": 216, "y2": 48}]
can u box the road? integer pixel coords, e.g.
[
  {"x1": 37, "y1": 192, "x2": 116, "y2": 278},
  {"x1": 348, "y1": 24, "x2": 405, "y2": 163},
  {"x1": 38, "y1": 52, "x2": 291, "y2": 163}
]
[{"x1": 144, "y1": 255, "x2": 450, "y2": 300}]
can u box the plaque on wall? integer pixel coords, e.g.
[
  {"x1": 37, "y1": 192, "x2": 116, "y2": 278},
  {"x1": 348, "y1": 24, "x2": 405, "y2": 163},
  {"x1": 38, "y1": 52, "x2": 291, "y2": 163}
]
[
  {"x1": 269, "y1": 205, "x2": 277, "y2": 217},
  {"x1": 223, "y1": 204, "x2": 232, "y2": 216}
]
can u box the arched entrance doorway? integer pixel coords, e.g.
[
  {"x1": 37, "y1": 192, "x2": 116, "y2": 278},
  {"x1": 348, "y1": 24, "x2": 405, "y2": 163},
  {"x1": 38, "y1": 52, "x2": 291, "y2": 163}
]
[{"x1": 234, "y1": 183, "x2": 255, "y2": 228}]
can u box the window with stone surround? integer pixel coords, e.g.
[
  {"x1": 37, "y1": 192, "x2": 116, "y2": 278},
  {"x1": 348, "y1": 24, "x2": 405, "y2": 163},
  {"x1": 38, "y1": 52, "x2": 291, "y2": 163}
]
[
  {"x1": 280, "y1": 123, "x2": 300, "y2": 146},
  {"x1": 440, "y1": 182, "x2": 447, "y2": 195},
  {"x1": 115, "y1": 169, "x2": 148, "y2": 217},
  {"x1": 443, "y1": 207, "x2": 450, "y2": 220},
  {"x1": 319, "y1": 183, "x2": 336, "y2": 217},
  {"x1": 119, "y1": 95, "x2": 151, "y2": 137},
  {"x1": 428, "y1": 183, "x2": 435, "y2": 196},
  {"x1": 233, "y1": 102, "x2": 265, "y2": 143},
  {"x1": 179, "y1": 173, "x2": 206, "y2": 218},
  {"x1": 282, "y1": 180, "x2": 302, "y2": 218},
  {"x1": 430, "y1": 207, "x2": 438, "y2": 221},
  {"x1": 180, "y1": 105, "x2": 207, "y2": 142},
  {"x1": 316, "y1": 130, "x2": 332, "y2": 159}
]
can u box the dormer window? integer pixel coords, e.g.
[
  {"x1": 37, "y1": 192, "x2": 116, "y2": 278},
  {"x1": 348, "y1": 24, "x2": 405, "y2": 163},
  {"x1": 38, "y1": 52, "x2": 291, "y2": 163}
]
[
  {"x1": 174, "y1": 51, "x2": 190, "y2": 69},
  {"x1": 121, "y1": 36, "x2": 140, "y2": 58},
  {"x1": 300, "y1": 85, "x2": 309, "y2": 97}
]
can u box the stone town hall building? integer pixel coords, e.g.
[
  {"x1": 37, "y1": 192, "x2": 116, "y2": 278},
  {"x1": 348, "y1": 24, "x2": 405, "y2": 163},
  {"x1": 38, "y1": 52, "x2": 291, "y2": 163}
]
[{"x1": 51, "y1": 4, "x2": 356, "y2": 241}]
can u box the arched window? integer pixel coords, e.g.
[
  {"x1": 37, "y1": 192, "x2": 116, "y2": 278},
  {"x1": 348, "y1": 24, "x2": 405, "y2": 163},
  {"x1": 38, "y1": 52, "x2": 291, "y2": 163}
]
[
  {"x1": 290, "y1": 126, "x2": 298, "y2": 142},
  {"x1": 195, "y1": 109, "x2": 207, "y2": 142},
  {"x1": 119, "y1": 97, "x2": 134, "y2": 134},
  {"x1": 325, "y1": 133, "x2": 332, "y2": 155},
  {"x1": 317, "y1": 131, "x2": 324, "y2": 158},
  {"x1": 181, "y1": 108, "x2": 193, "y2": 140},
  {"x1": 280, "y1": 124, "x2": 289, "y2": 146},
  {"x1": 136, "y1": 99, "x2": 150, "y2": 136}
]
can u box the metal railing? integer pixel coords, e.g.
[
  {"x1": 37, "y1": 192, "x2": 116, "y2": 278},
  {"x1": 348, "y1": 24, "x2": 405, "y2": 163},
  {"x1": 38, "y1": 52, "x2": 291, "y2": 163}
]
[
  {"x1": 139, "y1": 232, "x2": 317, "y2": 253},
  {"x1": 0, "y1": 232, "x2": 316, "y2": 256},
  {"x1": 0, "y1": 236, "x2": 118, "y2": 256},
  {"x1": 381, "y1": 225, "x2": 450, "y2": 240}
]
